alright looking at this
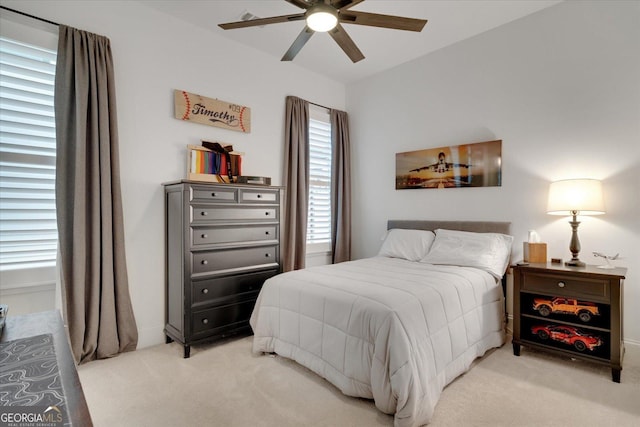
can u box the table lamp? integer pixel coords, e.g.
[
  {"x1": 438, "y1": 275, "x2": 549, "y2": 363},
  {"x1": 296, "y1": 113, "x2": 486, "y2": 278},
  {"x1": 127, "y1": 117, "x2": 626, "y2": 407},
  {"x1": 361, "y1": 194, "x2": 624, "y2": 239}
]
[{"x1": 547, "y1": 179, "x2": 605, "y2": 267}]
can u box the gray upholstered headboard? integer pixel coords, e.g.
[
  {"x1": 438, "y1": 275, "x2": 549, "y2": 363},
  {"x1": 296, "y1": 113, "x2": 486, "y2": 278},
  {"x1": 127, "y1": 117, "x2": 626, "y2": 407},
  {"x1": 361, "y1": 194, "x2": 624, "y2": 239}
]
[{"x1": 387, "y1": 220, "x2": 511, "y2": 235}]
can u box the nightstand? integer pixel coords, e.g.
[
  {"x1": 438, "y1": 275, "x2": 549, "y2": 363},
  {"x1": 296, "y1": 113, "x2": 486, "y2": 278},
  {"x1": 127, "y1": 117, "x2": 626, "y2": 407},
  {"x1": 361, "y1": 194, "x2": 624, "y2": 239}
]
[{"x1": 512, "y1": 263, "x2": 626, "y2": 382}]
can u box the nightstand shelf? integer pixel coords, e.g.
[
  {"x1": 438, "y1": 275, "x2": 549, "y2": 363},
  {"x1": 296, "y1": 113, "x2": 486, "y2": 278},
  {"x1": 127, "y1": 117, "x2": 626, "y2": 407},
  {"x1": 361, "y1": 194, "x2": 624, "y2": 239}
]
[
  {"x1": 512, "y1": 263, "x2": 626, "y2": 382},
  {"x1": 520, "y1": 313, "x2": 611, "y2": 334}
]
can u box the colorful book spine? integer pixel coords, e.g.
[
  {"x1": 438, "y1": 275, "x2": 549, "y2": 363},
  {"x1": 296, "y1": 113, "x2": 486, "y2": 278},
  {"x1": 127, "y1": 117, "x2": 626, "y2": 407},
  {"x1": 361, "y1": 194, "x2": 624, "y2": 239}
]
[
  {"x1": 187, "y1": 144, "x2": 243, "y2": 183},
  {"x1": 220, "y1": 154, "x2": 227, "y2": 176},
  {"x1": 209, "y1": 152, "x2": 215, "y2": 174},
  {"x1": 231, "y1": 154, "x2": 242, "y2": 177}
]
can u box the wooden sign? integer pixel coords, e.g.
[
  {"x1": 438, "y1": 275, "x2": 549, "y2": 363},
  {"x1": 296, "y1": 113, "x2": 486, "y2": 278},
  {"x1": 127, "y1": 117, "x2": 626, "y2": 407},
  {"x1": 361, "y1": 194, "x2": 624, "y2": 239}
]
[{"x1": 174, "y1": 90, "x2": 251, "y2": 133}]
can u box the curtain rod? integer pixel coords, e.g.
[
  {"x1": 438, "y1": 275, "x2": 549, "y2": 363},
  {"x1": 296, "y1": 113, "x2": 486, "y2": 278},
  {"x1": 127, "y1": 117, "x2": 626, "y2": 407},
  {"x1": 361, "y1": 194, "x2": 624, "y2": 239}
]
[
  {"x1": 0, "y1": 5, "x2": 60, "y2": 27},
  {"x1": 309, "y1": 101, "x2": 331, "y2": 111}
]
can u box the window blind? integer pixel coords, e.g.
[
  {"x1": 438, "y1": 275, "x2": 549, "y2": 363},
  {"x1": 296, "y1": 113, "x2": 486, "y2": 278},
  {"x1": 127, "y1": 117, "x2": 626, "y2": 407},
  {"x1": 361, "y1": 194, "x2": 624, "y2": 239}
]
[
  {"x1": 0, "y1": 37, "x2": 57, "y2": 271},
  {"x1": 307, "y1": 116, "x2": 332, "y2": 245}
]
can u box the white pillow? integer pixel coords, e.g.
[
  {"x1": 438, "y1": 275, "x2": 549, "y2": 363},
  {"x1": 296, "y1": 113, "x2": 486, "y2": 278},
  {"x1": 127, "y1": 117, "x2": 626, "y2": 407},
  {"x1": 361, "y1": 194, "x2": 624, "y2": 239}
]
[
  {"x1": 421, "y1": 229, "x2": 513, "y2": 278},
  {"x1": 378, "y1": 229, "x2": 436, "y2": 262}
]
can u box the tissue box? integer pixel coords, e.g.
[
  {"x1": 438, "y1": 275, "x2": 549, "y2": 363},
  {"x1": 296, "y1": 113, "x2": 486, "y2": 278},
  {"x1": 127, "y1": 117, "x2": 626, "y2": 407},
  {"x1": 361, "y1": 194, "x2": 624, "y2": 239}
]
[{"x1": 523, "y1": 242, "x2": 547, "y2": 263}]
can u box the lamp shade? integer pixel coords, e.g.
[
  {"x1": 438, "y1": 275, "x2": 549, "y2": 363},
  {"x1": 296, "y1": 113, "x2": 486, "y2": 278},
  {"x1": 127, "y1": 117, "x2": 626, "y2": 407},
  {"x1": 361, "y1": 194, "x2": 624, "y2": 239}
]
[
  {"x1": 306, "y1": 4, "x2": 338, "y2": 32},
  {"x1": 547, "y1": 179, "x2": 605, "y2": 215}
]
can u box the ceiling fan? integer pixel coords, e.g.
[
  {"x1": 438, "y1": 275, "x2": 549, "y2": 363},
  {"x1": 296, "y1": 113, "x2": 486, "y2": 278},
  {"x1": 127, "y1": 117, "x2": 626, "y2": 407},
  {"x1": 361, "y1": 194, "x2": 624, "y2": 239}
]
[{"x1": 218, "y1": 0, "x2": 427, "y2": 63}]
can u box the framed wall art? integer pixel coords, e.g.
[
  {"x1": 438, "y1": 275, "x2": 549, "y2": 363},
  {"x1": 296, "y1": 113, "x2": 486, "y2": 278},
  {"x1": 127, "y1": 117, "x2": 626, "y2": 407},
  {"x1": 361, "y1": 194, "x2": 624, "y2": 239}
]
[{"x1": 395, "y1": 139, "x2": 502, "y2": 190}]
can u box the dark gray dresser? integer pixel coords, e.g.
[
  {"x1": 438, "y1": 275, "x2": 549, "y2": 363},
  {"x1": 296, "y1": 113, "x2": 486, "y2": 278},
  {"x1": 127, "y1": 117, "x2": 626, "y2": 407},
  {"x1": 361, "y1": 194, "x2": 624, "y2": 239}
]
[{"x1": 163, "y1": 180, "x2": 282, "y2": 358}]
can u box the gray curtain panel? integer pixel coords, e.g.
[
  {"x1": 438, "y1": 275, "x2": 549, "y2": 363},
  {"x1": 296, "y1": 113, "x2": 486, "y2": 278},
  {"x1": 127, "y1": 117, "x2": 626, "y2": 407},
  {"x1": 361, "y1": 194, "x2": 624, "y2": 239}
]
[
  {"x1": 282, "y1": 96, "x2": 309, "y2": 271},
  {"x1": 55, "y1": 25, "x2": 138, "y2": 363},
  {"x1": 330, "y1": 109, "x2": 352, "y2": 263}
]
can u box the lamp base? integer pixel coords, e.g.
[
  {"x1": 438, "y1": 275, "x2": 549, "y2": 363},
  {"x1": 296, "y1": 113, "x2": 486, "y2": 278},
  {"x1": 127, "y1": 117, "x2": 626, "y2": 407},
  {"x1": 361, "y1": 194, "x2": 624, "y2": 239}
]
[
  {"x1": 565, "y1": 213, "x2": 585, "y2": 268},
  {"x1": 565, "y1": 259, "x2": 586, "y2": 267}
]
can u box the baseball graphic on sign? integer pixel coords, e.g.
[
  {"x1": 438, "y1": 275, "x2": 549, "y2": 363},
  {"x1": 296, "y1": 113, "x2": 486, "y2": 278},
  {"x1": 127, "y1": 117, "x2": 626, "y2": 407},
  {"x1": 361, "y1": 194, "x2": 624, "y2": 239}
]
[{"x1": 174, "y1": 90, "x2": 251, "y2": 133}]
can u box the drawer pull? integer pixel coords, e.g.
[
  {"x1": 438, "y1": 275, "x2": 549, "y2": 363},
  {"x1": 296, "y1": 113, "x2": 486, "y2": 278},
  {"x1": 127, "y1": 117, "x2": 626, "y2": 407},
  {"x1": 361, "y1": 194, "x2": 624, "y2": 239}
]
[
  {"x1": 211, "y1": 192, "x2": 216, "y2": 197},
  {"x1": 202, "y1": 288, "x2": 209, "y2": 294},
  {"x1": 265, "y1": 253, "x2": 271, "y2": 258},
  {"x1": 201, "y1": 211, "x2": 208, "y2": 216},
  {"x1": 201, "y1": 260, "x2": 208, "y2": 265},
  {"x1": 557, "y1": 281, "x2": 566, "y2": 288},
  {"x1": 265, "y1": 212, "x2": 270, "y2": 216},
  {"x1": 265, "y1": 231, "x2": 270, "y2": 235},
  {"x1": 202, "y1": 318, "x2": 209, "y2": 325},
  {"x1": 201, "y1": 234, "x2": 208, "y2": 239},
  {"x1": 257, "y1": 194, "x2": 262, "y2": 198}
]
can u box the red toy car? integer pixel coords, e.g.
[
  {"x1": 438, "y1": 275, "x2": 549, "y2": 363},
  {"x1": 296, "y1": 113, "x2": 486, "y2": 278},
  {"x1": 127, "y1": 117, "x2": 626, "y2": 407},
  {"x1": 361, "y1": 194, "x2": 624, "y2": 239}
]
[{"x1": 531, "y1": 324, "x2": 602, "y2": 352}]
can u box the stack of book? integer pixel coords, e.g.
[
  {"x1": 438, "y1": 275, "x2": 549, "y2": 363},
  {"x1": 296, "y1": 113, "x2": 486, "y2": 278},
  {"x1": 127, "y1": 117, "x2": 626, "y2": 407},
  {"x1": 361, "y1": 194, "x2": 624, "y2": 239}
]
[{"x1": 187, "y1": 143, "x2": 242, "y2": 183}]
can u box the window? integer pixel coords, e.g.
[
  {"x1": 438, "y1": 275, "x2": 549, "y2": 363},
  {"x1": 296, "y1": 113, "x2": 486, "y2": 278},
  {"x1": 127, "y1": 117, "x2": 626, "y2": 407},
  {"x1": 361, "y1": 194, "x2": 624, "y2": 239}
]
[
  {"x1": 306, "y1": 106, "x2": 331, "y2": 252},
  {"x1": 0, "y1": 36, "x2": 57, "y2": 271}
]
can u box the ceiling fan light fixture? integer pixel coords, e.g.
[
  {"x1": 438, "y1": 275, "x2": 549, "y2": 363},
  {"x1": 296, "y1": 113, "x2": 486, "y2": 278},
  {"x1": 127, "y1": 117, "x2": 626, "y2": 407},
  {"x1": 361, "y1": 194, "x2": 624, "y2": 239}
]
[
  {"x1": 219, "y1": 0, "x2": 428, "y2": 63},
  {"x1": 306, "y1": 4, "x2": 338, "y2": 32}
]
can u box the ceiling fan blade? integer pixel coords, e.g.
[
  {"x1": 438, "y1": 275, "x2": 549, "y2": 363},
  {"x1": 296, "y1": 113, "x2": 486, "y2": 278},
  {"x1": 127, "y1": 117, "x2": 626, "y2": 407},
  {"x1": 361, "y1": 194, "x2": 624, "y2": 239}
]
[
  {"x1": 285, "y1": 0, "x2": 313, "y2": 9},
  {"x1": 331, "y1": 0, "x2": 365, "y2": 10},
  {"x1": 329, "y1": 23, "x2": 364, "y2": 63},
  {"x1": 219, "y1": 13, "x2": 305, "y2": 30},
  {"x1": 282, "y1": 26, "x2": 315, "y2": 61},
  {"x1": 340, "y1": 11, "x2": 427, "y2": 32}
]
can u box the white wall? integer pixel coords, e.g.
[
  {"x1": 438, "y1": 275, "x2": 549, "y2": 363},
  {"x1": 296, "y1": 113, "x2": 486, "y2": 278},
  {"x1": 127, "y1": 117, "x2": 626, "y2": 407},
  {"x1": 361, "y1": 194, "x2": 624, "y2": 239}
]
[
  {"x1": 0, "y1": 0, "x2": 346, "y2": 347},
  {"x1": 347, "y1": 1, "x2": 640, "y2": 344}
]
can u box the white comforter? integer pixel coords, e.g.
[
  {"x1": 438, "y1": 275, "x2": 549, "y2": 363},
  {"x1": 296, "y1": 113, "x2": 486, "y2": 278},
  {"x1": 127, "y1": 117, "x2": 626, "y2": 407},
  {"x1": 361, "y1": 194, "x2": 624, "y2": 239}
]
[{"x1": 250, "y1": 257, "x2": 506, "y2": 427}]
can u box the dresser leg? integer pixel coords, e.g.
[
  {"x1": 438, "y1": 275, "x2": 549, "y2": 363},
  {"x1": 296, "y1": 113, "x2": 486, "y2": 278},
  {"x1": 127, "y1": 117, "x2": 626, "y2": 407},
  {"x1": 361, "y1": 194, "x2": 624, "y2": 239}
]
[
  {"x1": 165, "y1": 335, "x2": 173, "y2": 344},
  {"x1": 183, "y1": 345, "x2": 191, "y2": 359},
  {"x1": 513, "y1": 343, "x2": 521, "y2": 356},
  {"x1": 612, "y1": 368, "x2": 621, "y2": 383}
]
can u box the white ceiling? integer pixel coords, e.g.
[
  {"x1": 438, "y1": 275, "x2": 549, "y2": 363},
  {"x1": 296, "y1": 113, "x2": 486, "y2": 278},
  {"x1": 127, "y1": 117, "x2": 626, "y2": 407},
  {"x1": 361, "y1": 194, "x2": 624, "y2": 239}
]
[{"x1": 140, "y1": 0, "x2": 561, "y2": 84}]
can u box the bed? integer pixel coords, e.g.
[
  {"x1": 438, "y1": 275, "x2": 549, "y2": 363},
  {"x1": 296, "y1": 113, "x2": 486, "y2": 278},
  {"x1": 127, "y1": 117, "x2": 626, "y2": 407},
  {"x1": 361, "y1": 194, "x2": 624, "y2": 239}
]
[{"x1": 250, "y1": 220, "x2": 512, "y2": 427}]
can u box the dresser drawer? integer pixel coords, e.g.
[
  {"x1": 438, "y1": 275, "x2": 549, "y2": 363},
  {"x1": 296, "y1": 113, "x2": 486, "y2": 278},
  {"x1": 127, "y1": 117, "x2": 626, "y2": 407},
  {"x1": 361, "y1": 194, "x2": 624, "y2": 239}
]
[
  {"x1": 191, "y1": 225, "x2": 278, "y2": 247},
  {"x1": 192, "y1": 269, "x2": 278, "y2": 306},
  {"x1": 240, "y1": 189, "x2": 279, "y2": 203},
  {"x1": 191, "y1": 205, "x2": 278, "y2": 223},
  {"x1": 192, "y1": 246, "x2": 279, "y2": 275},
  {"x1": 191, "y1": 299, "x2": 257, "y2": 336},
  {"x1": 191, "y1": 185, "x2": 238, "y2": 203},
  {"x1": 522, "y1": 272, "x2": 609, "y2": 302}
]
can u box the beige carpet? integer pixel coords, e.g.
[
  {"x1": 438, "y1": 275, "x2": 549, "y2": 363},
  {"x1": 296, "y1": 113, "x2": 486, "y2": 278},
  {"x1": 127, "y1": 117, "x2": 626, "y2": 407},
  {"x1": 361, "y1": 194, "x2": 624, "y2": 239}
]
[{"x1": 78, "y1": 336, "x2": 640, "y2": 426}]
